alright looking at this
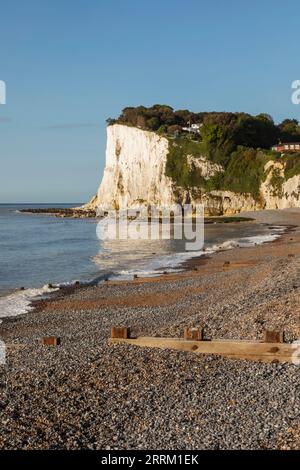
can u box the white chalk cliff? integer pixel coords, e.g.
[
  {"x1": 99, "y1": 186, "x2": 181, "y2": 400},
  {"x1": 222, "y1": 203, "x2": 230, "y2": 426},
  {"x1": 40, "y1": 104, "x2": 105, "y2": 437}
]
[
  {"x1": 260, "y1": 160, "x2": 300, "y2": 210},
  {"x1": 97, "y1": 124, "x2": 175, "y2": 210},
  {"x1": 92, "y1": 124, "x2": 300, "y2": 215}
]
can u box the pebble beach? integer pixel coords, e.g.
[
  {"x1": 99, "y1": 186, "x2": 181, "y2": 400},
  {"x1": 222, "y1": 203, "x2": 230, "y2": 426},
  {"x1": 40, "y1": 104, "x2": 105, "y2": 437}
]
[{"x1": 1, "y1": 209, "x2": 300, "y2": 450}]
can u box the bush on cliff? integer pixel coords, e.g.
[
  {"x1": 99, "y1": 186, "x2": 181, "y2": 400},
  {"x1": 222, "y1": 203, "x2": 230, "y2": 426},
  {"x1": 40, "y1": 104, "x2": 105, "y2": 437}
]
[
  {"x1": 165, "y1": 139, "x2": 272, "y2": 199},
  {"x1": 109, "y1": 105, "x2": 300, "y2": 147},
  {"x1": 110, "y1": 105, "x2": 206, "y2": 133},
  {"x1": 284, "y1": 153, "x2": 300, "y2": 180},
  {"x1": 220, "y1": 148, "x2": 272, "y2": 199},
  {"x1": 108, "y1": 105, "x2": 300, "y2": 199}
]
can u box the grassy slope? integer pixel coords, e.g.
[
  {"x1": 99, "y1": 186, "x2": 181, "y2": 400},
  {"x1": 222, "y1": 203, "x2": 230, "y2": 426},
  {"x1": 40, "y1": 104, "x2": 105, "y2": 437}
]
[{"x1": 165, "y1": 135, "x2": 300, "y2": 200}]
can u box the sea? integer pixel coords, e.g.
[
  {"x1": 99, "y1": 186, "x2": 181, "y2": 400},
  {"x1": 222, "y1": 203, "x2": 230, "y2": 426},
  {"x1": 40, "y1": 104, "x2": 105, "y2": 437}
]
[{"x1": 0, "y1": 203, "x2": 285, "y2": 320}]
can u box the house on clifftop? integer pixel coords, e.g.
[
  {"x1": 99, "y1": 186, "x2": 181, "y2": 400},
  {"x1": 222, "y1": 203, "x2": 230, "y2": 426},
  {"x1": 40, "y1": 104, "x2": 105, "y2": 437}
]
[
  {"x1": 272, "y1": 142, "x2": 300, "y2": 153},
  {"x1": 182, "y1": 123, "x2": 202, "y2": 134}
]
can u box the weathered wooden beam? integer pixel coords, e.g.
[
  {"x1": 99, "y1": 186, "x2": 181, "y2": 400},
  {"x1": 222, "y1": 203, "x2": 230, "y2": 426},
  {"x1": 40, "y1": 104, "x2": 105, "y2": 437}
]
[{"x1": 109, "y1": 335, "x2": 294, "y2": 363}]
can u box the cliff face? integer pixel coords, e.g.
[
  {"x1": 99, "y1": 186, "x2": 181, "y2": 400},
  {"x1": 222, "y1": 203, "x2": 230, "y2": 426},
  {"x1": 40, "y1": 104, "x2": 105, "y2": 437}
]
[
  {"x1": 97, "y1": 124, "x2": 175, "y2": 210},
  {"x1": 94, "y1": 124, "x2": 300, "y2": 215},
  {"x1": 260, "y1": 160, "x2": 300, "y2": 210}
]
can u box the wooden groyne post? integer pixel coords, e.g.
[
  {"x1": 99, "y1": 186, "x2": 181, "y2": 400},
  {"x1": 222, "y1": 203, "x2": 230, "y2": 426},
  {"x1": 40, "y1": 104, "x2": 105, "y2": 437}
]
[
  {"x1": 109, "y1": 327, "x2": 295, "y2": 363},
  {"x1": 42, "y1": 336, "x2": 61, "y2": 346}
]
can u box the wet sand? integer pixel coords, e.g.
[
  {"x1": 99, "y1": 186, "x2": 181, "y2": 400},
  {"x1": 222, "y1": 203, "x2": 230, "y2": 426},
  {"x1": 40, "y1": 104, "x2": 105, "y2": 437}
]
[{"x1": 1, "y1": 209, "x2": 300, "y2": 449}]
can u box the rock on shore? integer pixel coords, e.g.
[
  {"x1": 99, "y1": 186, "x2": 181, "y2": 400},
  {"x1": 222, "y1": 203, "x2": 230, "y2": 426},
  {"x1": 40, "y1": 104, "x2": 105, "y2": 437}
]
[{"x1": 20, "y1": 207, "x2": 96, "y2": 218}]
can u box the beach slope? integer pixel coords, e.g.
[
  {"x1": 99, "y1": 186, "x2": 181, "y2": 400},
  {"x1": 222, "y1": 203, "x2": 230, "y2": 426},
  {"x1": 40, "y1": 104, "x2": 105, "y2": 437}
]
[{"x1": 1, "y1": 209, "x2": 300, "y2": 450}]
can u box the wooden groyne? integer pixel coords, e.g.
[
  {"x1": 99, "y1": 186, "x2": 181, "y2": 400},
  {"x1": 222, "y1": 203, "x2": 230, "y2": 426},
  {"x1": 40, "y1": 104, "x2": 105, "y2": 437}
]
[{"x1": 109, "y1": 327, "x2": 299, "y2": 364}]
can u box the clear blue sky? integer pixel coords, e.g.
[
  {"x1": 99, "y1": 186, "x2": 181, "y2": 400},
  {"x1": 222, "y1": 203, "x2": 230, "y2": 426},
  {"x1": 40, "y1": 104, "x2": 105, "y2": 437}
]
[{"x1": 0, "y1": 0, "x2": 299, "y2": 202}]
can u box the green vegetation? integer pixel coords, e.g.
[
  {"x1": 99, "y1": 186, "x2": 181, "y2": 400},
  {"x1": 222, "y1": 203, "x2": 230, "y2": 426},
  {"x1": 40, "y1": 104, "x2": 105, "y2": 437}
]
[
  {"x1": 165, "y1": 138, "x2": 211, "y2": 188},
  {"x1": 107, "y1": 104, "x2": 206, "y2": 134},
  {"x1": 220, "y1": 148, "x2": 274, "y2": 199},
  {"x1": 200, "y1": 112, "x2": 280, "y2": 166},
  {"x1": 284, "y1": 154, "x2": 300, "y2": 180},
  {"x1": 107, "y1": 106, "x2": 300, "y2": 199},
  {"x1": 269, "y1": 168, "x2": 285, "y2": 197},
  {"x1": 165, "y1": 139, "x2": 274, "y2": 199},
  {"x1": 279, "y1": 119, "x2": 300, "y2": 143},
  {"x1": 109, "y1": 105, "x2": 300, "y2": 145}
]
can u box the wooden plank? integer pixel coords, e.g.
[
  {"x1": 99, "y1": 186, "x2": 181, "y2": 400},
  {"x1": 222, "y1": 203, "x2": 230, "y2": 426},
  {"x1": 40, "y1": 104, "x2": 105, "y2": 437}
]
[{"x1": 109, "y1": 337, "x2": 296, "y2": 363}]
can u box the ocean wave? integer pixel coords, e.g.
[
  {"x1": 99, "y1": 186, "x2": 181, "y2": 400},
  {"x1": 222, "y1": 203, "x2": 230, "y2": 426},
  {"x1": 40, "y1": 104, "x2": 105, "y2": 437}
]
[
  {"x1": 0, "y1": 225, "x2": 286, "y2": 318},
  {"x1": 0, "y1": 285, "x2": 59, "y2": 322},
  {"x1": 106, "y1": 226, "x2": 286, "y2": 281}
]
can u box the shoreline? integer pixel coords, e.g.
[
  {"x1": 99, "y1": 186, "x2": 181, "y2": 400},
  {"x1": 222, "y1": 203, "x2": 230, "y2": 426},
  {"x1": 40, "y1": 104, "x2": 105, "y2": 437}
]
[
  {"x1": 0, "y1": 210, "x2": 297, "y2": 331},
  {"x1": 0, "y1": 218, "x2": 286, "y2": 322},
  {"x1": 1, "y1": 209, "x2": 300, "y2": 449}
]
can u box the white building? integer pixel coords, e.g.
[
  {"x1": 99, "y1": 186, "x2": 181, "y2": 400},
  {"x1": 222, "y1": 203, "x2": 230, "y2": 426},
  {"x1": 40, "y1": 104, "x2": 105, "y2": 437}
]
[{"x1": 182, "y1": 123, "x2": 202, "y2": 134}]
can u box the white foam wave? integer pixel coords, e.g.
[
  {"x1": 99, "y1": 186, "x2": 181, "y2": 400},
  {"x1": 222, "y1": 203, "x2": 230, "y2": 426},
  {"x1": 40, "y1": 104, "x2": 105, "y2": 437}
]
[
  {"x1": 0, "y1": 285, "x2": 59, "y2": 322},
  {"x1": 108, "y1": 250, "x2": 203, "y2": 281},
  {"x1": 106, "y1": 226, "x2": 286, "y2": 281},
  {"x1": 0, "y1": 226, "x2": 286, "y2": 316}
]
